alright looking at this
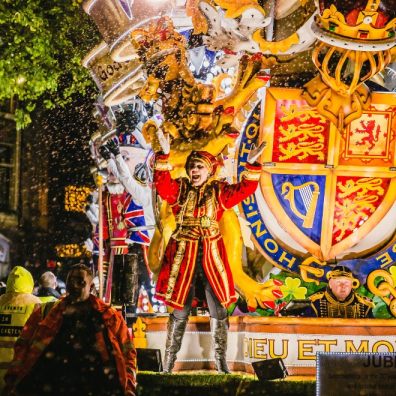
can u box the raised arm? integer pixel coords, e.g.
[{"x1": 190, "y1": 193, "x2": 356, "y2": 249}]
[
  {"x1": 218, "y1": 142, "x2": 265, "y2": 209},
  {"x1": 153, "y1": 153, "x2": 181, "y2": 205},
  {"x1": 114, "y1": 154, "x2": 152, "y2": 206},
  {"x1": 218, "y1": 163, "x2": 262, "y2": 209},
  {"x1": 106, "y1": 138, "x2": 152, "y2": 207},
  {"x1": 152, "y1": 129, "x2": 181, "y2": 204}
]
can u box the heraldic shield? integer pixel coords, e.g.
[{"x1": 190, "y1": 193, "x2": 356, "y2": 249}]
[{"x1": 252, "y1": 88, "x2": 396, "y2": 262}]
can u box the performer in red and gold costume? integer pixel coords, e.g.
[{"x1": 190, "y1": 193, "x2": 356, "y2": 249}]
[{"x1": 154, "y1": 129, "x2": 265, "y2": 373}]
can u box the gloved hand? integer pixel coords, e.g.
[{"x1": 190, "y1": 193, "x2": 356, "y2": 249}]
[
  {"x1": 151, "y1": 114, "x2": 163, "y2": 128},
  {"x1": 247, "y1": 141, "x2": 266, "y2": 164},
  {"x1": 156, "y1": 128, "x2": 170, "y2": 155},
  {"x1": 99, "y1": 145, "x2": 111, "y2": 160},
  {"x1": 106, "y1": 137, "x2": 120, "y2": 156}
]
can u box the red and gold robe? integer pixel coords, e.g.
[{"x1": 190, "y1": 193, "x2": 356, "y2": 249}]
[
  {"x1": 101, "y1": 190, "x2": 130, "y2": 256},
  {"x1": 154, "y1": 154, "x2": 261, "y2": 309}
]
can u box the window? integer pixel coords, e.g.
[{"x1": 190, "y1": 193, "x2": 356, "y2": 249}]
[{"x1": 0, "y1": 144, "x2": 13, "y2": 211}]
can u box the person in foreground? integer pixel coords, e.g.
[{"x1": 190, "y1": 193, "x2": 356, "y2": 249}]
[
  {"x1": 154, "y1": 129, "x2": 265, "y2": 374},
  {"x1": 4, "y1": 264, "x2": 137, "y2": 396},
  {"x1": 305, "y1": 265, "x2": 374, "y2": 318}
]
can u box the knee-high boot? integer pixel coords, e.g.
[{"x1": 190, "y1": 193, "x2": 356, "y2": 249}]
[
  {"x1": 163, "y1": 315, "x2": 188, "y2": 373},
  {"x1": 111, "y1": 256, "x2": 123, "y2": 306},
  {"x1": 122, "y1": 253, "x2": 139, "y2": 309},
  {"x1": 211, "y1": 317, "x2": 231, "y2": 374}
]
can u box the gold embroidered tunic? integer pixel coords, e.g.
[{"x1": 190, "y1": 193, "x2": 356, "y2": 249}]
[
  {"x1": 154, "y1": 153, "x2": 261, "y2": 309},
  {"x1": 308, "y1": 289, "x2": 374, "y2": 318}
]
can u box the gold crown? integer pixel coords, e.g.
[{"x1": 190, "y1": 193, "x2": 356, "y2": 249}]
[
  {"x1": 131, "y1": 16, "x2": 187, "y2": 65},
  {"x1": 317, "y1": 4, "x2": 396, "y2": 42}
]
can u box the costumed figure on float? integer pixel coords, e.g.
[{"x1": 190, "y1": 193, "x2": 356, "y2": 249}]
[
  {"x1": 131, "y1": 16, "x2": 283, "y2": 313},
  {"x1": 84, "y1": 190, "x2": 99, "y2": 267},
  {"x1": 153, "y1": 127, "x2": 265, "y2": 373},
  {"x1": 304, "y1": 265, "x2": 374, "y2": 318},
  {"x1": 95, "y1": 136, "x2": 155, "y2": 314}
]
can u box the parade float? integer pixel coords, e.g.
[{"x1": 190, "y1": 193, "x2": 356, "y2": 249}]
[{"x1": 81, "y1": 0, "x2": 396, "y2": 378}]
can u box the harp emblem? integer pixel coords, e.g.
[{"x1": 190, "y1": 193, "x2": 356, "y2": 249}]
[{"x1": 281, "y1": 182, "x2": 320, "y2": 229}]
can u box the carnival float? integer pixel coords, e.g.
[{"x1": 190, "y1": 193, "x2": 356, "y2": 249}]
[{"x1": 81, "y1": 0, "x2": 396, "y2": 376}]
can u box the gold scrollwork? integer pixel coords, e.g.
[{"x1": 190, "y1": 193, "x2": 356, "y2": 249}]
[
  {"x1": 367, "y1": 269, "x2": 396, "y2": 317},
  {"x1": 299, "y1": 256, "x2": 327, "y2": 285}
]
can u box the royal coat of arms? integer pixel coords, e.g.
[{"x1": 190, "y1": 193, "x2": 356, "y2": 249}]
[{"x1": 237, "y1": 88, "x2": 396, "y2": 286}]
